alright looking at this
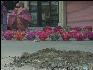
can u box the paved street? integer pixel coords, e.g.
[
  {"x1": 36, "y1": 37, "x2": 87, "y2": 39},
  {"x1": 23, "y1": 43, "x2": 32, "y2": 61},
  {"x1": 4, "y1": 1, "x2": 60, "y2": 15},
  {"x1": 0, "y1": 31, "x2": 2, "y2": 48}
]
[{"x1": 1, "y1": 40, "x2": 93, "y2": 57}]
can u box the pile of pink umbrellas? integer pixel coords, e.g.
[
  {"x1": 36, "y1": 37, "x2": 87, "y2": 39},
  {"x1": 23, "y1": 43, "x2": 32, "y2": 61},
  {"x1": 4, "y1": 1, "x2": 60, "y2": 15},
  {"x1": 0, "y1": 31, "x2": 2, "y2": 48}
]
[{"x1": 1, "y1": 26, "x2": 93, "y2": 41}]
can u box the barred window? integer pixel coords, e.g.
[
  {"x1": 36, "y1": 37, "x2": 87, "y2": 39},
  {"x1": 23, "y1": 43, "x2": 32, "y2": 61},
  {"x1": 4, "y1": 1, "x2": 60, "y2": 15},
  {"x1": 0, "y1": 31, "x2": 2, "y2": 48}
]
[
  {"x1": 29, "y1": 1, "x2": 59, "y2": 27},
  {"x1": 3, "y1": 1, "x2": 19, "y2": 12}
]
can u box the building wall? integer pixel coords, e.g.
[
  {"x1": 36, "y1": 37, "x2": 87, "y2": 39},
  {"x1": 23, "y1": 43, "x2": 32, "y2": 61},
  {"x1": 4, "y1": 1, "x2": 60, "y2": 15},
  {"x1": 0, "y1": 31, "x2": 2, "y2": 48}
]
[{"x1": 67, "y1": 1, "x2": 93, "y2": 29}]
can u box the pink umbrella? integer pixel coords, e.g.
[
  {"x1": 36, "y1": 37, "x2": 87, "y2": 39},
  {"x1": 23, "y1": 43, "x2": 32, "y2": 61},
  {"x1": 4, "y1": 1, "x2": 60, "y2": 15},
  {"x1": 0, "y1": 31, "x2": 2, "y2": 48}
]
[{"x1": 8, "y1": 6, "x2": 32, "y2": 31}]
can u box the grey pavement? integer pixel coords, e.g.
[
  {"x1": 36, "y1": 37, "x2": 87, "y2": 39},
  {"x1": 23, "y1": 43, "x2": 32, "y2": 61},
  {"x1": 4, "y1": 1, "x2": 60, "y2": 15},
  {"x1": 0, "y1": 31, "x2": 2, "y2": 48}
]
[{"x1": 1, "y1": 40, "x2": 93, "y2": 57}]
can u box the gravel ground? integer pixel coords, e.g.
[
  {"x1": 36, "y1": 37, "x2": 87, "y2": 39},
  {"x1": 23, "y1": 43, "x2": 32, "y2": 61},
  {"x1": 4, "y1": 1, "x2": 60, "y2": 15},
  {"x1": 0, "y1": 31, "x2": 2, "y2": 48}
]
[
  {"x1": 1, "y1": 48, "x2": 93, "y2": 70},
  {"x1": 1, "y1": 40, "x2": 93, "y2": 57},
  {"x1": 1, "y1": 40, "x2": 93, "y2": 70}
]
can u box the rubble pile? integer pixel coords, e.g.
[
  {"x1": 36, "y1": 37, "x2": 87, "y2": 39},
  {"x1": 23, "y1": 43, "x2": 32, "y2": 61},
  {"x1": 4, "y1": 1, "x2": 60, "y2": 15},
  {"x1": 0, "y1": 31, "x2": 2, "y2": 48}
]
[{"x1": 9, "y1": 48, "x2": 93, "y2": 70}]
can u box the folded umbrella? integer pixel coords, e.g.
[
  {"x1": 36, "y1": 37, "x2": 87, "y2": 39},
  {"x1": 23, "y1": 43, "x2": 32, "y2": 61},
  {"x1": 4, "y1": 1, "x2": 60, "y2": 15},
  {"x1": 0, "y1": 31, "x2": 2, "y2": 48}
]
[{"x1": 8, "y1": 7, "x2": 32, "y2": 30}]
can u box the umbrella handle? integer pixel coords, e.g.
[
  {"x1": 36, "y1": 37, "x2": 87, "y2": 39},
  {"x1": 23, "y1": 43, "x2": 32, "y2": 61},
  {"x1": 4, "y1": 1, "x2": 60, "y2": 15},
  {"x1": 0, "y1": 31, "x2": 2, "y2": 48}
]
[
  {"x1": 17, "y1": 16, "x2": 22, "y2": 25},
  {"x1": 17, "y1": 16, "x2": 25, "y2": 31}
]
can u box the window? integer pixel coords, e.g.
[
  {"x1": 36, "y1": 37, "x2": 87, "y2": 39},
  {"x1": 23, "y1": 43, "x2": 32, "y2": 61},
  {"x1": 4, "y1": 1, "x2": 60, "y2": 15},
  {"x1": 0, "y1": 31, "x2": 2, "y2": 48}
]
[
  {"x1": 29, "y1": 1, "x2": 59, "y2": 27},
  {"x1": 3, "y1": 1, "x2": 19, "y2": 12}
]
